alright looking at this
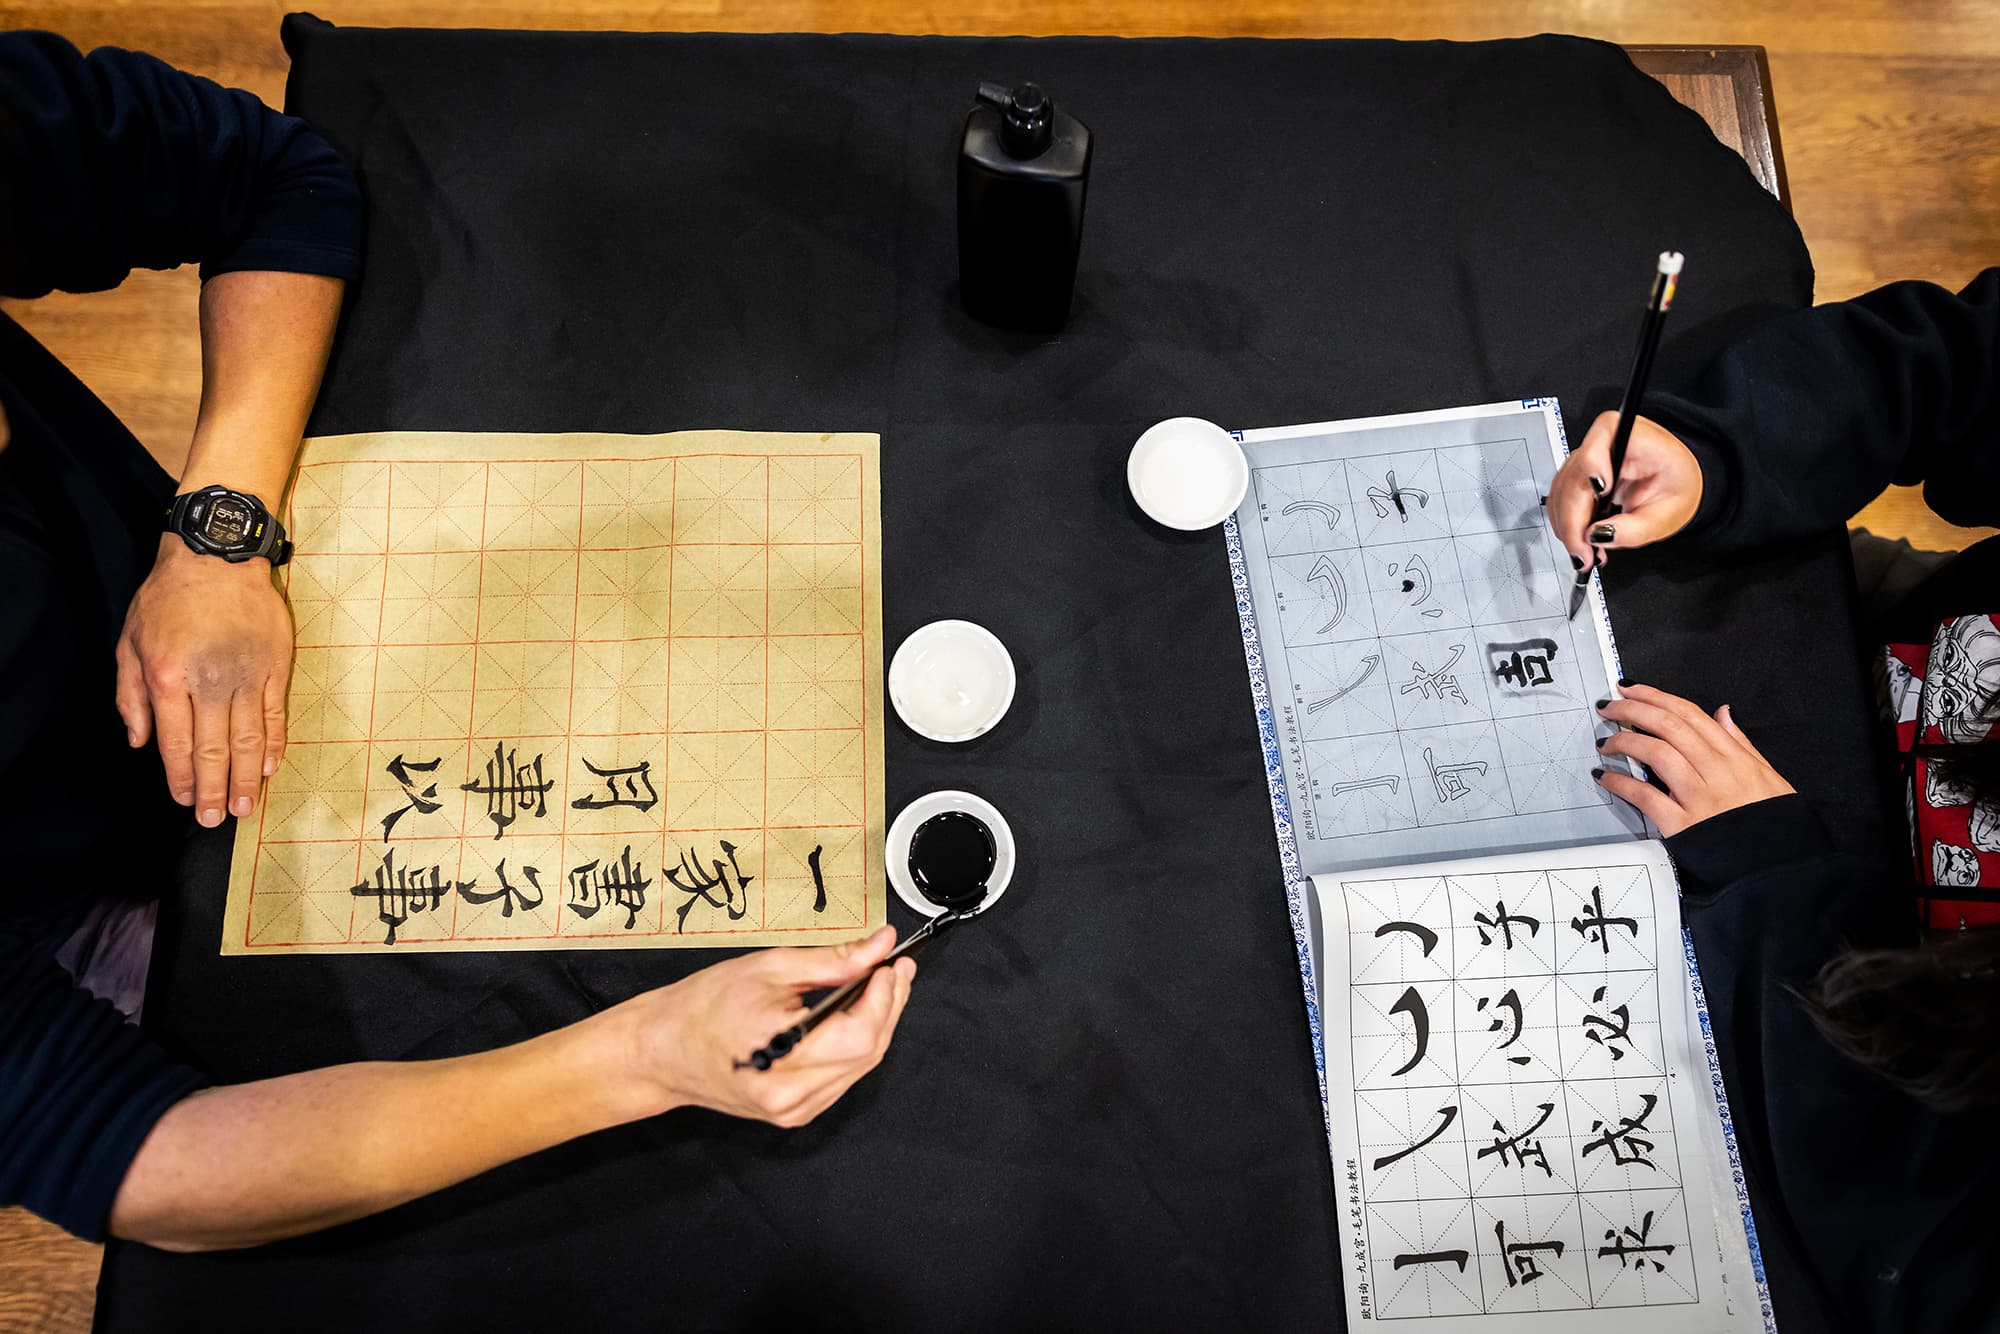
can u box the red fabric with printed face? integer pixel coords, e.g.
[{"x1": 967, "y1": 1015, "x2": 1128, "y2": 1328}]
[{"x1": 1886, "y1": 615, "x2": 2000, "y2": 929}]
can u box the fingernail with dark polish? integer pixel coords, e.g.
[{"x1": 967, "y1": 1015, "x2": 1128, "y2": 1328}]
[
  {"x1": 1594, "y1": 736, "x2": 1606, "y2": 749},
  {"x1": 1570, "y1": 554, "x2": 1584, "y2": 571},
  {"x1": 1590, "y1": 767, "x2": 1606, "y2": 780},
  {"x1": 1618, "y1": 677, "x2": 1635, "y2": 688},
  {"x1": 1589, "y1": 476, "x2": 1606, "y2": 495},
  {"x1": 1594, "y1": 698, "x2": 1610, "y2": 710},
  {"x1": 1590, "y1": 522, "x2": 1616, "y2": 544}
]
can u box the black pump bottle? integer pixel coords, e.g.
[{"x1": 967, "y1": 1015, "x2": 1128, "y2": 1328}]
[{"x1": 957, "y1": 81, "x2": 1092, "y2": 331}]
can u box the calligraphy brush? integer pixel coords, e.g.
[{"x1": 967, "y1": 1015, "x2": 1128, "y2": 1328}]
[
  {"x1": 1566, "y1": 250, "x2": 1684, "y2": 621},
  {"x1": 738, "y1": 908, "x2": 964, "y2": 1071}
]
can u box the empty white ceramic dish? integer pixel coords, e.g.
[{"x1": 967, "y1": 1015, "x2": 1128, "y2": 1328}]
[
  {"x1": 1127, "y1": 416, "x2": 1250, "y2": 529},
  {"x1": 887, "y1": 619, "x2": 1016, "y2": 742}
]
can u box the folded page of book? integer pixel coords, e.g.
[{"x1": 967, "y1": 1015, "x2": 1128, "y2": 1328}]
[
  {"x1": 221, "y1": 430, "x2": 885, "y2": 955},
  {"x1": 1315, "y1": 840, "x2": 1763, "y2": 1332},
  {"x1": 1226, "y1": 400, "x2": 1646, "y2": 878}
]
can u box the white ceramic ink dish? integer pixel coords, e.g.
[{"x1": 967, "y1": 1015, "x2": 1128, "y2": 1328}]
[
  {"x1": 886, "y1": 790, "x2": 1016, "y2": 919},
  {"x1": 888, "y1": 619, "x2": 1016, "y2": 742},
  {"x1": 1126, "y1": 416, "x2": 1250, "y2": 530}
]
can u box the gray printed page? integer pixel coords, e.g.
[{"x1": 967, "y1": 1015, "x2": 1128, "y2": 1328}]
[
  {"x1": 1312, "y1": 840, "x2": 1763, "y2": 1332},
  {"x1": 1232, "y1": 400, "x2": 1646, "y2": 875}
]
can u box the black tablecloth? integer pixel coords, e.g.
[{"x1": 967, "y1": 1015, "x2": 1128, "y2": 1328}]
[{"x1": 104, "y1": 18, "x2": 1884, "y2": 1332}]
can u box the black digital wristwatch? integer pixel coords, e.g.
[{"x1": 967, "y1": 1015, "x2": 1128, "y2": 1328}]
[{"x1": 165, "y1": 485, "x2": 293, "y2": 566}]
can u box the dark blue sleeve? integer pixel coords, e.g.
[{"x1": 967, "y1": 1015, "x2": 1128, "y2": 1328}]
[
  {"x1": 0, "y1": 932, "x2": 209, "y2": 1241},
  {"x1": 1671, "y1": 795, "x2": 2000, "y2": 1332},
  {"x1": 1647, "y1": 267, "x2": 2000, "y2": 546},
  {"x1": 0, "y1": 30, "x2": 362, "y2": 298}
]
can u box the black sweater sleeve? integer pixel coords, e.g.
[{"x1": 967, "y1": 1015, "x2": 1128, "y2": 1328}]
[
  {"x1": 0, "y1": 931, "x2": 208, "y2": 1241},
  {"x1": 1647, "y1": 268, "x2": 2000, "y2": 547},
  {"x1": 0, "y1": 30, "x2": 361, "y2": 297},
  {"x1": 1670, "y1": 795, "x2": 2000, "y2": 1334}
]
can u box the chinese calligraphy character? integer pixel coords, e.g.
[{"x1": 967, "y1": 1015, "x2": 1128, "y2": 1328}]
[
  {"x1": 1581, "y1": 984, "x2": 1633, "y2": 1060},
  {"x1": 1400, "y1": 644, "x2": 1469, "y2": 705},
  {"x1": 1472, "y1": 900, "x2": 1540, "y2": 948},
  {"x1": 1391, "y1": 1250, "x2": 1468, "y2": 1272},
  {"x1": 806, "y1": 844, "x2": 827, "y2": 913},
  {"x1": 1366, "y1": 468, "x2": 1429, "y2": 521},
  {"x1": 1570, "y1": 884, "x2": 1639, "y2": 954},
  {"x1": 1386, "y1": 553, "x2": 1444, "y2": 619},
  {"x1": 1388, "y1": 986, "x2": 1430, "y2": 1077},
  {"x1": 668, "y1": 839, "x2": 755, "y2": 932},
  {"x1": 461, "y1": 742, "x2": 554, "y2": 839},
  {"x1": 1372, "y1": 1104, "x2": 1458, "y2": 1171},
  {"x1": 567, "y1": 845, "x2": 652, "y2": 930},
  {"x1": 1475, "y1": 1102, "x2": 1554, "y2": 1177},
  {"x1": 1580, "y1": 1092, "x2": 1660, "y2": 1169},
  {"x1": 1494, "y1": 1218, "x2": 1566, "y2": 1285},
  {"x1": 1374, "y1": 919, "x2": 1440, "y2": 957},
  {"x1": 1490, "y1": 638, "x2": 1560, "y2": 689},
  {"x1": 349, "y1": 848, "x2": 465, "y2": 946},
  {"x1": 1424, "y1": 745, "x2": 1488, "y2": 801},
  {"x1": 1476, "y1": 988, "x2": 1532, "y2": 1066},
  {"x1": 570, "y1": 756, "x2": 659, "y2": 812},
  {"x1": 459, "y1": 858, "x2": 544, "y2": 918},
  {"x1": 1598, "y1": 1210, "x2": 1676, "y2": 1272},
  {"x1": 379, "y1": 753, "x2": 444, "y2": 841}
]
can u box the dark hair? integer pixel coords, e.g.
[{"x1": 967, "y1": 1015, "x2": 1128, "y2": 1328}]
[{"x1": 1797, "y1": 729, "x2": 2000, "y2": 1115}]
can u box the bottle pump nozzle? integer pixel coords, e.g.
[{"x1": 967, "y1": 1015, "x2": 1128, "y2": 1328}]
[{"x1": 976, "y1": 81, "x2": 1055, "y2": 158}]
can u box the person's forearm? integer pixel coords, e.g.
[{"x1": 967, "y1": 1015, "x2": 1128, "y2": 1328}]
[
  {"x1": 107, "y1": 1004, "x2": 664, "y2": 1252},
  {"x1": 177, "y1": 268, "x2": 345, "y2": 504}
]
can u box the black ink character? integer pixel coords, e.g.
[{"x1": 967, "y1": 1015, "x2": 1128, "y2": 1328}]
[
  {"x1": 1494, "y1": 1219, "x2": 1566, "y2": 1286},
  {"x1": 1391, "y1": 1250, "x2": 1468, "y2": 1272},
  {"x1": 460, "y1": 857, "x2": 544, "y2": 918},
  {"x1": 1366, "y1": 469, "x2": 1429, "y2": 522},
  {"x1": 1371, "y1": 1104, "x2": 1458, "y2": 1171},
  {"x1": 380, "y1": 753, "x2": 444, "y2": 842},
  {"x1": 668, "y1": 839, "x2": 755, "y2": 932},
  {"x1": 1580, "y1": 1092, "x2": 1660, "y2": 1169},
  {"x1": 1598, "y1": 1210, "x2": 1676, "y2": 1272},
  {"x1": 1374, "y1": 920, "x2": 1440, "y2": 957},
  {"x1": 1476, "y1": 1102, "x2": 1554, "y2": 1177},
  {"x1": 461, "y1": 742, "x2": 555, "y2": 839},
  {"x1": 1388, "y1": 986, "x2": 1430, "y2": 1077},
  {"x1": 1581, "y1": 984, "x2": 1633, "y2": 1060},
  {"x1": 350, "y1": 848, "x2": 465, "y2": 946},
  {"x1": 568, "y1": 845, "x2": 652, "y2": 930},
  {"x1": 1490, "y1": 638, "x2": 1561, "y2": 689},
  {"x1": 1472, "y1": 900, "x2": 1541, "y2": 949},
  {"x1": 807, "y1": 844, "x2": 827, "y2": 913},
  {"x1": 1570, "y1": 884, "x2": 1640, "y2": 954},
  {"x1": 1476, "y1": 988, "x2": 1532, "y2": 1066},
  {"x1": 570, "y1": 756, "x2": 659, "y2": 812}
]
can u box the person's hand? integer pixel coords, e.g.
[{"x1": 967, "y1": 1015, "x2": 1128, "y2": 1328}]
[
  {"x1": 1548, "y1": 412, "x2": 1703, "y2": 571},
  {"x1": 115, "y1": 535, "x2": 294, "y2": 826},
  {"x1": 1594, "y1": 683, "x2": 1794, "y2": 837},
  {"x1": 625, "y1": 926, "x2": 917, "y2": 1127}
]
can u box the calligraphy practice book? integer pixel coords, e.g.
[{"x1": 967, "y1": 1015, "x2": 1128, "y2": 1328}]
[
  {"x1": 1224, "y1": 402, "x2": 1771, "y2": 1331},
  {"x1": 221, "y1": 430, "x2": 886, "y2": 955}
]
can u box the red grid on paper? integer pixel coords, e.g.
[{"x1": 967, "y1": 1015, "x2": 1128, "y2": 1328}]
[{"x1": 243, "y1": 450, "x2": 873, "y2": 951}]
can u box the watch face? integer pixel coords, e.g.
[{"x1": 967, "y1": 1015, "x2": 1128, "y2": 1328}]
[{"x1": 202, "y1": 497, "x2": 254, "y2": 546}]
